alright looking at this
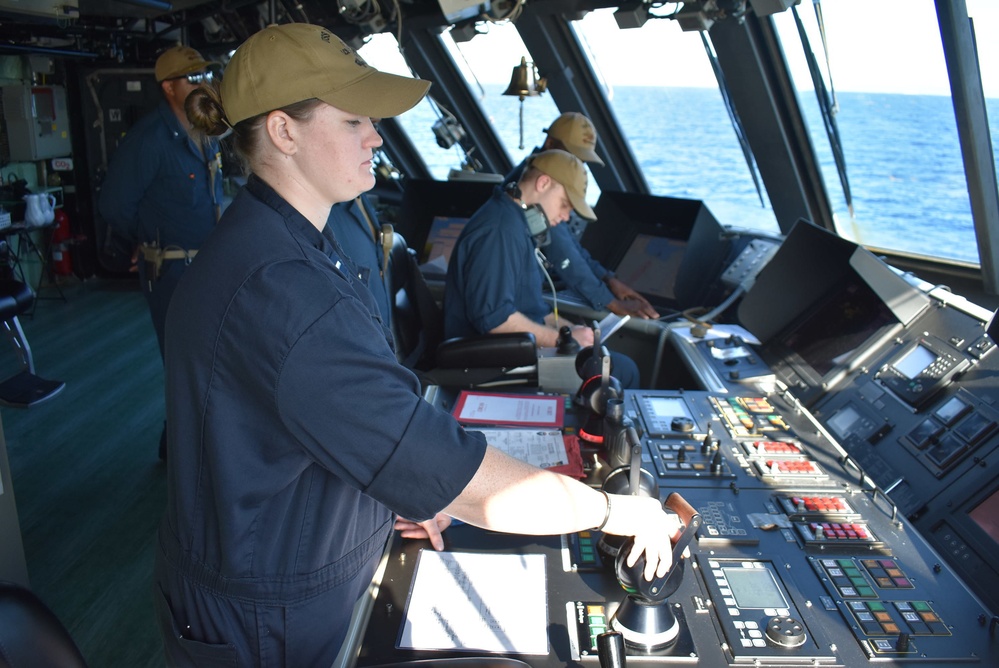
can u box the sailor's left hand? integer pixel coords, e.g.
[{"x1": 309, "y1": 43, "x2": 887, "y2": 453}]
[
  {"x1": 395, "y1": 513, "x2": 452, "y2": 550},
  {"x1": 607, "y1": 277, "x2": 659, "y2": 318}
]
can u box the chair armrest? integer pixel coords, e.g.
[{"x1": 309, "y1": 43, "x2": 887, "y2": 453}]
[{"x1": 435, "y1": 332, "x2": 537, "y2": 369}]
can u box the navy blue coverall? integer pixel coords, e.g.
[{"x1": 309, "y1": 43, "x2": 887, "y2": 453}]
[
  {"x1": 99, "y1": 99, "x2": 223, "y2": 358},
  {"x1": 155, "y1": 175, "x2": 486, "y2": 667}
]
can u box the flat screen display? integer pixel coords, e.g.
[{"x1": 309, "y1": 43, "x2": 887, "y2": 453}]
[
  {"x1": 893, "y1": 344, "x2": 937, "y2": 379},
  {"x1": 722, "y1": 567, "x2": 788, "y2": 609},
  {"x1": 778, "y1": 278, "x2": 898, "y2": 379},
  {"x1": 613, "y1": 233, "x2": 686, "y2": 301},
  {"x1": 647, "y1": 397, "x2": 692, "y2": 421},
  {"x1": 420, "y1": 216, "x2": 468, "y2": 276},
  {"x1": 969, "y1": 488, "x2": 999, "y2": 545},
  {"x1": 827, "y1": 405, "x2": 862, "y2": 440}
]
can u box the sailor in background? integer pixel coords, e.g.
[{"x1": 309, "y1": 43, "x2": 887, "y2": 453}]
[
  {"x1": 98, "y1": 45, "x2": 223, "y2": 460},
  {"x1": 446, "y1": 148, "x2": 641, "y2": 387},
  {"x1": 326, "y1": 194, "x2": 393, "y2": 323},
  {"x1": 508, "y1": 112, "x2": 659, "y2": 319}
]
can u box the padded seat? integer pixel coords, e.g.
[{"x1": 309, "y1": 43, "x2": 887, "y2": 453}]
[
  {"x1": 0, "y1": 278, "x2": 34, "y2": 315},
  {"x1": 0, "y1": 279, "x2": 65, "y2": 407},
  {"x1": 387, "y1": 234, "x2": 538, "y2": 388},
  {"x1": 0, "y1": 581, "x2": 88, "y2": 668}
]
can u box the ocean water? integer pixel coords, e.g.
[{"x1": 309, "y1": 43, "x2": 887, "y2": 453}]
[{"x1": 397, "y1": 85, "x2": 998, "y2": 265}]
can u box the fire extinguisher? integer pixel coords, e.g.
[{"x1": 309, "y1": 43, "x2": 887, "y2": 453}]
[{"x1": 51, "y1": 208, "x2": 73, "y2": 276}]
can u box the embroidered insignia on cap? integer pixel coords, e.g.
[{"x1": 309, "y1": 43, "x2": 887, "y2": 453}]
[{"x1": 320, "y1": 31, "x2": 331, "y2": 43}]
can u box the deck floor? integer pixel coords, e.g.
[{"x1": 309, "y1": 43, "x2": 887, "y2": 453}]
[{"x1": 2, "y1": 277, "x2": 167, "y2": 668}]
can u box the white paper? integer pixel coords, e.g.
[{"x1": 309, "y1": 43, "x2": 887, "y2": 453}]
[
  {"x1": 474, "y1": 429, "x2": 567, "y2": 469},
  {"x1": 399, "y1": 550, "x2": 549, "y2": 654},
  {"x1": 597, "y1": 313, "x2": 631, "y2": 343},
  {"x1": 457, "y1": 393, "x2": 561, "y2": 426}
]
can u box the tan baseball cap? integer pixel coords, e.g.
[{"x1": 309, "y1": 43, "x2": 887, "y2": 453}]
[
  {"x1": 221, "y1": 23, "x2": 431, "y2": 126},
  {"x1": 155, "y1": 46, "x2": 212, "y2": 82},
  {"x1": 545, "y1": 112, "x2": 604, "y2": 166},
  {"x1": 530, "y1": 149, "x2": 596, "y2": 221}
]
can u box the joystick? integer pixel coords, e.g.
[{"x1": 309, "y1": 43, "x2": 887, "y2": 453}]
[
  {"x1": 597, "y1": 428, "x2": 657, "y2": 565},
  {"x1": 556, "y1": 324, "x2": 580, "y2": 355},
  {"x1": 611, "y1": 493, "x2": 702, "y2": 651}
]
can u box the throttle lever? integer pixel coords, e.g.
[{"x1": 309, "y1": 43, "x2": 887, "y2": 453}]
[
  {"x1": 621, "y1": 492, "x2": 702, "y2": 603},
  {"x1": 626, "y1": 427, "x2": 642, "y2": 495}
]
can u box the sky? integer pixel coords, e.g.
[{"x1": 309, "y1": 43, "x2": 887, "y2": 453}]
[{"x1": 373, "y1": 0, "x2": 999, "y2": 98}]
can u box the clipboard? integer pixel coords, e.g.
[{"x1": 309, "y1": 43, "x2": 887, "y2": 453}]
[{"x1": 452, "y1": 391, "x2": 564, "y2": 428}]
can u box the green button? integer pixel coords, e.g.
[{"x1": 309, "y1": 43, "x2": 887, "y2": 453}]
[
  {"x1": 845, "y1": 568, "x2": 862, "y2": 578},
  {"x1": 589, "y1": 615, "x2": 605, "y2": 625},
  {"x1": 867, "y1": 601, "x2": 886, "y2": 611},
  {"x1": 851, "y1": 577, "x2": 868, "y2": 586},
  {"x1": 912, "y1": 601, "x2": 931, "y2": 611},
  {"x1": 838, "y1": 559, "x2": 854, "y2": 568},
  {"x1": 581, "y1": 546, "x2": 594, "y2": 558},
  {"x1": 857, "y1": 586, "x2": 876, "y2": 598}
]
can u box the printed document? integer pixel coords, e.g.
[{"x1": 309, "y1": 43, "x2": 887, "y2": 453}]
[{"x1": 399, "y1": 550, "x2": 549, "y2": 654}]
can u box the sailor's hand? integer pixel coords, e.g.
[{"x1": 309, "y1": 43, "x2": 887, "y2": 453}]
[
  {"x1": 602, "y1": 495, "x2": 683, "y2": 580},
  {"x1": 570, "y1": 324, "x2": 595, "y2": 347},
  {"x1": 608, "y1": 297, "x2": 660, "y2": 320},
  {"x1": 607, "y1": 278, "x2": 659, "y2": 319},
  {"x1": 395, "y1": 513, "x2": 452, "y2": 551}
]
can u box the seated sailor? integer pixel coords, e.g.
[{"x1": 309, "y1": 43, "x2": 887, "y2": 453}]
[
  {"x1": 506, "y1": 112, "x2": 658, "y2": 320},
  {"x1": 444, "y1": 148, "x2": 640, "y2": 388}
]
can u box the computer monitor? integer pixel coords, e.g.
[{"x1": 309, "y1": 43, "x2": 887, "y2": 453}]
[
  {"x1": 969, "y1": 487, "x2": 999, "y2": 545},
  {"x1": 420, "y1": 216, "x2": 469, "y2": 278},
  {"x1": 396, "y1": 178, "x2": 496, "y2": 265},
  {"x1": 586, "y1": 191, "x2": 729, "y2": 310},
  {"x1": 740, "y1": 219, "x2": 929, "y2": 405},
  {"x1": 613, "y1": 233, "x2": 687, "y2": 303},
  {"x1": 773, "y1": 274, "x2": 900, "y2": 382}
]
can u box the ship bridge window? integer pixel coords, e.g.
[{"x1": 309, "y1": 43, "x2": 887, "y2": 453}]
[
  {"x1": 360, "y1": 27, "x2": 565, "y2": 183},
  {"x1": 573, "y1": 8, "x2": 780, "y2": 235},
  {"x1": 358, "y1": 34, "x2": 458, "y2": 178},
  {"x1": 442, "y1": 24, "x2": 561, "y2": 173},
  {"x1": 773, "y1": 0, "x2": 999, "y2": 266}
]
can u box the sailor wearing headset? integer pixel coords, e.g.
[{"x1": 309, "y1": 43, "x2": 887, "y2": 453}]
[{"x1": 444, "y1": 148, "x2": 640, "y2": 388}]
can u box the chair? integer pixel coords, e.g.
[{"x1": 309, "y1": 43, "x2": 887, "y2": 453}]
[
  {"x1": 0, "y1": 278, "x2": 65, "y2": 407},
  {"x1": 0, "y1": 581, "x2": 88, "y2": 668},
  {"x1": 387, "y1": 234, "x2": 538, "y2": 388}
]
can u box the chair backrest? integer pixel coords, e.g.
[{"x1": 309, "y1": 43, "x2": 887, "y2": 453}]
[
  {"x1": 388, "y1": 233, "x2": 444, "y2": 371},
  {"x1": 0, "y1": 581, "x2": 88, "y2": 668},
  {"x1": 386, "y1": 232, "x2": 538, "y2": 388},
  {"x1": 0, "y1": 279, "x2": 35, "y2": 322}
]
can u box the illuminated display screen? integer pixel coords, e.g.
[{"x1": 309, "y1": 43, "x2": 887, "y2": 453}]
[
  {"x1": 894, "y1": 344, "x2": 937, "y2": 379},
  {"x1": 934, "y1": 396, "x2": 969, "y2": 425},
  {"x1": 647, "y1": 397, "x2": 692, "y2": 420},
  {"x1": 827, "y1": 405, "x2": 861, "y2": 439},
  {"x1": 722, "y1": 567, "x2": 788, "y2": 609},
  {"x1": 614, "y1": 233, "x2": 686, "y2": 301},
  {"x1": 969, "y1": 489, "x2": 999, "y2": 545},
  {"x1": 778, "y1": 278, "x2": 897, "y2": 378}
]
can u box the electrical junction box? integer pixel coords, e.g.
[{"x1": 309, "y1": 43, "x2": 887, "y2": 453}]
[{"x1": 2, "y1": 84, "x2": 73, "y2": 161}]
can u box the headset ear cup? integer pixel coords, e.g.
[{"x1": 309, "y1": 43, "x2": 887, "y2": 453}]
[
  {"x1": 575, "y1": 374, "x2": 622, "y2": 414},
  {"x1": 595, "y1": 376, "x2": 623, "y2": 413},
  {"x1": 575, "y1": 345, "x2": 600, "y2": 378}
]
